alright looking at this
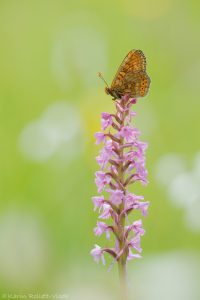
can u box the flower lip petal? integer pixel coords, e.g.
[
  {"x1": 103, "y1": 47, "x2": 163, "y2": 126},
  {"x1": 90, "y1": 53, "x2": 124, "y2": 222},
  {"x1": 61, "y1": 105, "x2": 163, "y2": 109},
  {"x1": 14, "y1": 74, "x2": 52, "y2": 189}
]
[
  {"x1": 95, "y1": 171, "x2": 111, "y2": 193},
  {"x1": 119, "y1": 126, "x2": 141, "y2": 142},
  {"x1": 101, "y1": 112, "x2": 113, "y2": 130},
  {"x1": 99, "y1": 203, "x2": 111, "y2": 219},
  {"x1": 127, "y1": 248, "x2": 141, "y2": 261},
  {"x1": 91, "y1": 244, "x2": 105, "y2": 264},
  {"x1": 94, "y1": 221, "x2": 107, "y2": 236},
  {"x1": 92, "y1": 195, "x2": 105, "y2": 211},
  {"x1": 94, "y1": 132, "x2": 106, "y2": 145}
]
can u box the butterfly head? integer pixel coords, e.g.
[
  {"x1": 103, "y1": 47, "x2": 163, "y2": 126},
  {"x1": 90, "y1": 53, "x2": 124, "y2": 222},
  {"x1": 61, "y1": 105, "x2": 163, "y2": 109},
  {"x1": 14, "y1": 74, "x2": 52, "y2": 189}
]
[
  {"x1": 105, "y1": 87, "x2": 111, "y2": 95},
  {"x1": 98, "y1": 71, "x2": 130, "y2": 99},
  {"x1": 105, "y1": 87, "x2": 120, "y2": 99},
  {"x1": 98, "y1": 73, "x2": 113, "y2": 96}
]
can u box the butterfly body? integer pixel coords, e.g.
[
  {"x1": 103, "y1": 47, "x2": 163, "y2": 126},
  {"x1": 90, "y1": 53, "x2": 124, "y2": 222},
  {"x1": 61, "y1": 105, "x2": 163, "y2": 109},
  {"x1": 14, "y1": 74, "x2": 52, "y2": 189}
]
[
  {"x1": 105, "y1": 87, "x2": 123, "y2": 99},
  {"x1": 105, "y1": 49, "x2": 150, "y2": 99}
]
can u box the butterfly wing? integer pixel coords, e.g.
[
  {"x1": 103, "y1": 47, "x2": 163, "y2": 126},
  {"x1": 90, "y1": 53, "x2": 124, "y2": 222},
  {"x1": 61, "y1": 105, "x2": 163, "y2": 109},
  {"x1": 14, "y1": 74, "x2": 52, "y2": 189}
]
[
  {"x1": 110, "y1": 49, "x2": 146, "y2": 90},
  {"x1": 123, "y1": 70, "x2": 151, "y2": 98}
]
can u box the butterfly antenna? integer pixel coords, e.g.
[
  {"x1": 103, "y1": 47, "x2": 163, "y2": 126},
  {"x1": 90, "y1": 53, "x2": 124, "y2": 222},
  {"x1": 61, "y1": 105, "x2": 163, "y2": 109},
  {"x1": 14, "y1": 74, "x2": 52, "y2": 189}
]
[{"x1": 97, "y1": 72, "x2": 109, "y2": 87}]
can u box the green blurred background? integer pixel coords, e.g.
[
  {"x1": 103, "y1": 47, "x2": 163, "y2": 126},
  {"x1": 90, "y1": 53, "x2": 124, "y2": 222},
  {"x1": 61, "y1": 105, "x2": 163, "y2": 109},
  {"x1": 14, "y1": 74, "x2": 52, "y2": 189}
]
[{"x1": 0, "y1": 0, "x2": 200, "y2": 299}]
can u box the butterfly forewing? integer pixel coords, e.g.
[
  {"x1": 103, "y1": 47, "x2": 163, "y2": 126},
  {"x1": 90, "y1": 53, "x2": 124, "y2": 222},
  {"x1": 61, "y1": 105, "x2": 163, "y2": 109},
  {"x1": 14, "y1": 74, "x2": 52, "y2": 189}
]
[{"x1": 108, "y1": 49, "x2": 150, "y2": 99}]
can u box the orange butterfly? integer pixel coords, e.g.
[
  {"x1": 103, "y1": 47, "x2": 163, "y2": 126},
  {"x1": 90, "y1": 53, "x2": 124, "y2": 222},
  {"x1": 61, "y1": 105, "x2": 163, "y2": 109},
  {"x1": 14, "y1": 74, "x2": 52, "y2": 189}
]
[{"x1": 99, "y1": 49, "x2": 150, "y2": 99}]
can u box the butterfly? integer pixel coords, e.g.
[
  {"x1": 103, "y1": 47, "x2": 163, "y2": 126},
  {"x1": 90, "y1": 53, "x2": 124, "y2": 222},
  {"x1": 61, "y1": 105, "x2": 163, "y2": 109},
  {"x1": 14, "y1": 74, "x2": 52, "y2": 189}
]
[{"x1": 99, "y1": 49, "x2": 150, "y2": 99}]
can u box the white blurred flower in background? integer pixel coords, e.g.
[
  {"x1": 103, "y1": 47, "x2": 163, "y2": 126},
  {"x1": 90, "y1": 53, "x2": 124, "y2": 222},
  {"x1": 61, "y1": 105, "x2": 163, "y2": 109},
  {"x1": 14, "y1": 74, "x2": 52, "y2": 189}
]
[
  {"x1": 0, "y1": 207, "x2": 50, "y2": 289},
  {"x1": 130, "y1": 251, "x2": 199, "y2": 300},
  {"x1": 52, "y1": 252, "x2": 200, "y2": 300},
  {"x1": 155, "y1": 152, "x2": 200, "y2": 231},
  {"x1": 18, "y1": 101, "x2": 85, "y2": 163}
]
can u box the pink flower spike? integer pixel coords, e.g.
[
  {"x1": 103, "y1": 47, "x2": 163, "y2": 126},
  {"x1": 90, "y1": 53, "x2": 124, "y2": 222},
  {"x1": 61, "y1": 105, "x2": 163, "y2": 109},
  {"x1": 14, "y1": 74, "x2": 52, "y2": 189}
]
[
  {"x1": 92, "y1": 195, "x2": 104, "y2": 211},
  {"x1": 119, "y1": 126, "x2": 140, "y2": 142},
  {"x1": 94, "y1": 221, "x2": 108, "y2": 236},
  {"x1": 94, "y1": 132, "x2": 106, "y2": 145},
  {"x1": 95, "y1": 171, "x2": 111, "y2": 193},
  {"x1": 108, "y1": 189, "x2": 124, "y2": 205},
  {"x1": 91, "y1": 92, "x2": 150, "y2": 270},
  {"x1": 101, "y1": 112, "x2": 113, "y2": 130},
  {"x1": 91, "y1": 244, "x2": 105, "y2": 264},
  {"x1": 127, "y1": 248, "x2": 141, "y2": 261}
]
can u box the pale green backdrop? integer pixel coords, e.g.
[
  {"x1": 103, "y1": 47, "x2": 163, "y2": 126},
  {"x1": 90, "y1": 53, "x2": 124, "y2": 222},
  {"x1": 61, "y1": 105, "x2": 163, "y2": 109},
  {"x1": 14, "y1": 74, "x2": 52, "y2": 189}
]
[{"x1": 0, "y1": 0, "x2": 200, "y2": 299}]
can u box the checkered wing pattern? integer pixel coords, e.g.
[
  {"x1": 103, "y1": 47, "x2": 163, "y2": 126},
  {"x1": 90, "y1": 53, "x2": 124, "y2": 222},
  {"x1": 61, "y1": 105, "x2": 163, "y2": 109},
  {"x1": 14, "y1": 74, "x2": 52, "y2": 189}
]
[{"x1": 109, "y1": 49, "x2": 150, "y2": 98}]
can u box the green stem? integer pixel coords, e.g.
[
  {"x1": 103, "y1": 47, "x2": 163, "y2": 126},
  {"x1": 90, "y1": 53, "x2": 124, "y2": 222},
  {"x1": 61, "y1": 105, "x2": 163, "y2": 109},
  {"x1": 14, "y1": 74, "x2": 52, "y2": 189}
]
[
  {"x1": 117, "y1": 99, "x2": 129, "y2": 300},
  {"x1": 118, "y1": 256, "x2": 128, "y2": 300}
]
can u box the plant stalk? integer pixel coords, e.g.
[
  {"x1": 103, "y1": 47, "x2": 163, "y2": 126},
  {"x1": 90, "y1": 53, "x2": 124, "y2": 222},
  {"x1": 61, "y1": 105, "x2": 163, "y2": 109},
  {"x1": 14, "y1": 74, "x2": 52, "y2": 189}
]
[
  {"x1": 118, "y1": 258, "x2": 128, "y2": 300},
  {"x1": 117, "y1": 98, "x2": 129, "y2": 300}
]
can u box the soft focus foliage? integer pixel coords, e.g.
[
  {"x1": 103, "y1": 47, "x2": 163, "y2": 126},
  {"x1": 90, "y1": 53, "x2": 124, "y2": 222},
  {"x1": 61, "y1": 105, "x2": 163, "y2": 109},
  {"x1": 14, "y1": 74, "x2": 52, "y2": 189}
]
[{"x1": 0, "y1": 0, "x2": 200, "y2": 299}]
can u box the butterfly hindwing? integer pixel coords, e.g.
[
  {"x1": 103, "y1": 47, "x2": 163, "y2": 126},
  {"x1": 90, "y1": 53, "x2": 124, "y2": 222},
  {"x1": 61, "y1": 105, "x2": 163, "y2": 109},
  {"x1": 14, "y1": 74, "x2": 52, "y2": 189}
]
[
  {"x1": 139, "y1": 72, "x2": 151, "y2": 97},
  {"x1": 123, "y1": 70, "x2": 151, "y2": 97}
]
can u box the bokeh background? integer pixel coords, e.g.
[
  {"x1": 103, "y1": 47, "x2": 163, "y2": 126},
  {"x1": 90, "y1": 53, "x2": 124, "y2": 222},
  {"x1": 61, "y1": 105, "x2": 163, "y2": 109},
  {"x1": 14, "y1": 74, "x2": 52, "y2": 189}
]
[{"x1": 0, "y1": 0, "x2": 200, "y2": 299}]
